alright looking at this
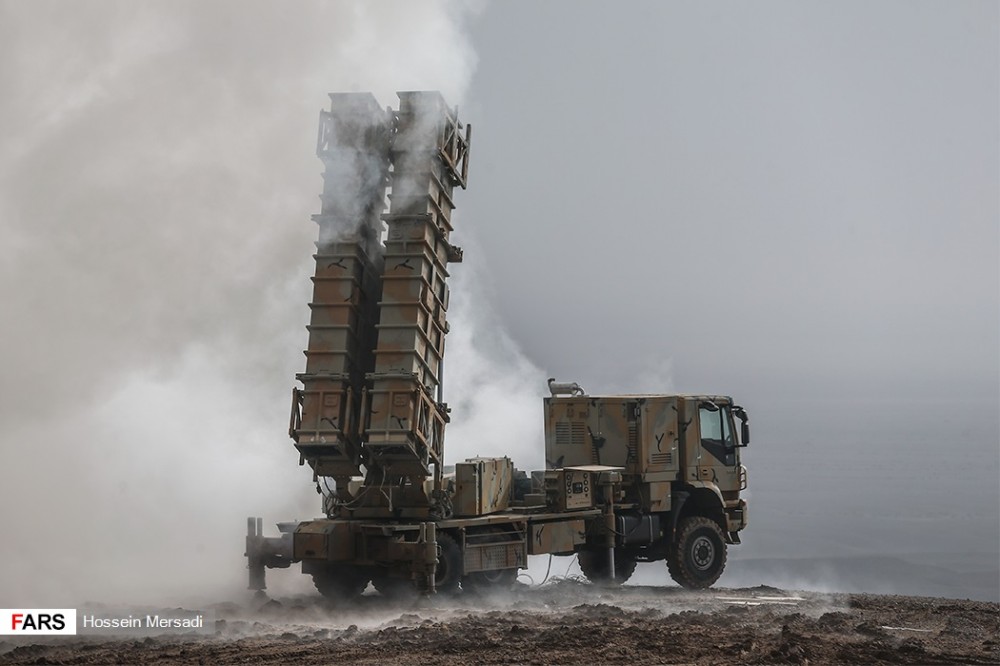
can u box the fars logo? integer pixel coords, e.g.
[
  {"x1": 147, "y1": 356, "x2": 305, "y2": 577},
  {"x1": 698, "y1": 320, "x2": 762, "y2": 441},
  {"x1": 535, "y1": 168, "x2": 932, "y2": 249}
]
[{"x1": 0, "y1": 609, "x2": 77, "y2": 635}]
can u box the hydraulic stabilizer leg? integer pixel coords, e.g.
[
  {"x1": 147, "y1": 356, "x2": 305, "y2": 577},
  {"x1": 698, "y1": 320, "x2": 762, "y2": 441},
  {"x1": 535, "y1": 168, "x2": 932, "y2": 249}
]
[
  {"x1": 245, "y1": 517, "x2": 295, "y2": 591},
  {"x1": 246, "y1": 517, "x2": 266, "y2": 591}
]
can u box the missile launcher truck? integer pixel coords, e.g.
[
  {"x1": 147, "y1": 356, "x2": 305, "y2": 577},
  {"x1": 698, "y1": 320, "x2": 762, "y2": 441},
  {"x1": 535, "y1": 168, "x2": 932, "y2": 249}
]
[{"x1": 245, "y1": 91, "x2": 750, "y2": 596}]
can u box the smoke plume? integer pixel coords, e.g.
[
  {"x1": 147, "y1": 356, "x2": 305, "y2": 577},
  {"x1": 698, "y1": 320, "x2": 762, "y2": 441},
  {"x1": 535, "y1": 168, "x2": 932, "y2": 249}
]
[{"x1": 0, "y1": 0, "x2": 523, "y2": 606}]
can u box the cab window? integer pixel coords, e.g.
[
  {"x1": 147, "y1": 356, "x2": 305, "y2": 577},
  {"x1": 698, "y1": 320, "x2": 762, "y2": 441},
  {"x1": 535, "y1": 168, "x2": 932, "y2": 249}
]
[{"x1": 699, "y1": 405, "x2": 734, "y2": 449}]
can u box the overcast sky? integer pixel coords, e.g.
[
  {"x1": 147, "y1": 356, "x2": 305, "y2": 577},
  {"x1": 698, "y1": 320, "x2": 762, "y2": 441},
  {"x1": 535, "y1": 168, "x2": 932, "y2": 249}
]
[
  {"x1": 465, "y1": 2, "x2": 999, "y2": 595},
  {"x1": 464, "y1": 1, "x2": 998, "y2": 405},
  {"x1": 0, "y1": 1, "x2": 996, "y2": 605}
]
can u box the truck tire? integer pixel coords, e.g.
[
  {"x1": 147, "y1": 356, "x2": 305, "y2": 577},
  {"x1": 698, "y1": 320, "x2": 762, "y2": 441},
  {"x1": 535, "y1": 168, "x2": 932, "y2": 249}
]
[
  {"x1": 433, "y1": 533, "x2": 463, "y2": 594},
  {"x1": 372, "y1": 573, "x2": 416, "y2": 598},
  {"x1": 578, "y1": 548, "x2": 637, "y2": 584},
  {"x1": 311, "y1": 564, "x2": 370, "y2": 599},
  {"x1": 667, "y1": 516, "x2": 727, "y2": 589},
  {"x1": 463, "y1": 567, "x2": 518, "y2": 593}
]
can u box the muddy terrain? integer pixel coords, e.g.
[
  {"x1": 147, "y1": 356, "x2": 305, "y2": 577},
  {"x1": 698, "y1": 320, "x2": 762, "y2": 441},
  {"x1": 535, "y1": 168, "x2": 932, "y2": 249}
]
[{"x1": 2, "y1": 580, "x2": 997, "y2": 665}]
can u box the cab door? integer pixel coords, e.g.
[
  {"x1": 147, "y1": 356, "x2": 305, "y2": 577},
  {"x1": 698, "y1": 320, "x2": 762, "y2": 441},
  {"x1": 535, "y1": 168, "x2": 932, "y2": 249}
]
[
  {"x1": 698, "y1": 403, "x2": 735, "y2": 466},
  {"x1": 696, "y1": 402, "x2": 741, "y2": 492}
]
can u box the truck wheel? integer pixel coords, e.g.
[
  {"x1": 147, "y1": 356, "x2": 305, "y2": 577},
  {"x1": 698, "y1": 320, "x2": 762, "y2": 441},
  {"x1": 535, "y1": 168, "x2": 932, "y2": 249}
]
[
  {"x1": 311, "y1": 564, "x2": 370, "y2": 599},
  {"x1": 667, "y1": 516, "x2": 727, "y2": 589},
  {"x1": 433, "y1": 533, "x2": 463, "y2": 594},
  {"x1": 372, "y1": 573, "x2": 416, "y2": 598},
  {"x1": 578, "y1": 549, "x2": 637, "y2": 584},
  {"x1": 463, "y1": 567, "x2": 518, "y2": 593}
]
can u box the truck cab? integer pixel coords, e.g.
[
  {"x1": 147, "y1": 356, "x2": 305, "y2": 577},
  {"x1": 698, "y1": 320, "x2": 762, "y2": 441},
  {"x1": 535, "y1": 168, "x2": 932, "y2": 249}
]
[{"x1": 544, "y1": 388, "x2": 749, "y2": 588}]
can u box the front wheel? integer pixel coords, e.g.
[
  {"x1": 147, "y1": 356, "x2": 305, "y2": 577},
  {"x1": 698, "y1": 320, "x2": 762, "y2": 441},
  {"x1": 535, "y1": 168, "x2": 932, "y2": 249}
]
[{"x1": 666, "y1": 516, "x2": 727, "y2": 589}]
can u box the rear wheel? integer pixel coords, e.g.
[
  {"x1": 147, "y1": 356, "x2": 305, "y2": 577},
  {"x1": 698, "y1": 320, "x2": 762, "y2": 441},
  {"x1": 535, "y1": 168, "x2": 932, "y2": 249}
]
[
  {"x1": 666, "y1": 516, "x2": 727, "y2": 589},
  {"x1": 578, "y1": 548, "x2": 637, "y2": 584},
  {"x1": 463, "y1": 567, "x2": 518, "y2": 593},
  {"x1": 311, "y1": 564, "x2": 370, "y2": 599},
  {"x1": 432, "y1": 533, "x2": 463, "y2": 594},
  {"x1": 372, "y1": 572, "x2": 417, "y2": 598}
]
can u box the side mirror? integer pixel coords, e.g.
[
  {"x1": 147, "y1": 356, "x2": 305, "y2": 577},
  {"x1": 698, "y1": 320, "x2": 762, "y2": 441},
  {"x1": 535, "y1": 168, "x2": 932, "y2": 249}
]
[{"x1": 733, "y1": 405, "x2": 749, "y2": 447}]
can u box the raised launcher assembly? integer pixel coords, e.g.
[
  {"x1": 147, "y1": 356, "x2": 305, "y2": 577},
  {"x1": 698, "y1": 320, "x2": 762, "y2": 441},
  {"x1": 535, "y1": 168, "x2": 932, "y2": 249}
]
[{"x1": 289, "y1": 91, "x2": 470, "y2": 521}]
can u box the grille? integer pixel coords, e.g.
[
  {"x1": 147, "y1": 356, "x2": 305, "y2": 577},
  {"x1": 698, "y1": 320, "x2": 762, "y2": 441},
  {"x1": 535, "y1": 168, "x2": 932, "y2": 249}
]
[
  {"x1": 650, "y1": 452, "x2": 673, "y2": 466},
  {"x1": 627, "y1": 421, "x2": 638, "y2": 463},
  {"x1": 465, "y1": 542, "x2": 521, "y2": 572},
  {"x1": 482, "y1": 544, "x2": 517, "y2": 569},
  {"x1": 555, "y1": 421, "x2": 586, "y2": 447}
]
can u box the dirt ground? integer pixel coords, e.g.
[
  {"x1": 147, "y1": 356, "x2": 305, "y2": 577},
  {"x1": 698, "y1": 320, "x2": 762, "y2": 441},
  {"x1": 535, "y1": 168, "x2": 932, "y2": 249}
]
[{"x1": 2, "y1": 580, "x2": 998, "y2": 665}]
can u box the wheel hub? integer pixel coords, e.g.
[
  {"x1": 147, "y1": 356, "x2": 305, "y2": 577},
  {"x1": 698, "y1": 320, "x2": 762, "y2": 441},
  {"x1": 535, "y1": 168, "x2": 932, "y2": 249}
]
[{"x1": 691, "y1": 535, "x2": 715, "y2": 571}]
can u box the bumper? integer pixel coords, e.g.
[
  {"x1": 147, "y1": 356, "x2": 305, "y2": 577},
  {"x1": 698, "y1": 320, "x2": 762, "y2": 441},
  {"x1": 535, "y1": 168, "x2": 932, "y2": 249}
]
[{"x1": 725, "y1": 500, "x2": 748, "y2": 533}]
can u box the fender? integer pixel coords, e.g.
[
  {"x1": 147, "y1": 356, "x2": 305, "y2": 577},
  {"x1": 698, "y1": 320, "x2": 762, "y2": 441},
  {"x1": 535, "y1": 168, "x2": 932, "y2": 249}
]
[
  {"x1": 670, "y1": 481, "x2": 726, "y2": 540},
  {"x1": 686, "y1": 480, "x2": 725, "y2": 508},
  {"x1": 670, "y1": 490, "x2": 690, "y2": 540}
]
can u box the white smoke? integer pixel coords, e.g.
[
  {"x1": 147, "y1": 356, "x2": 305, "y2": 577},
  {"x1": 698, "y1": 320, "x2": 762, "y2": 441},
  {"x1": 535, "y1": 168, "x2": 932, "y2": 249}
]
[
  {"x1": 0, "y1": 0, "x2": 508, "y2": 606},
  {"x1": 445, "y1": 242, "x2": 549, "y2": 472}
]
